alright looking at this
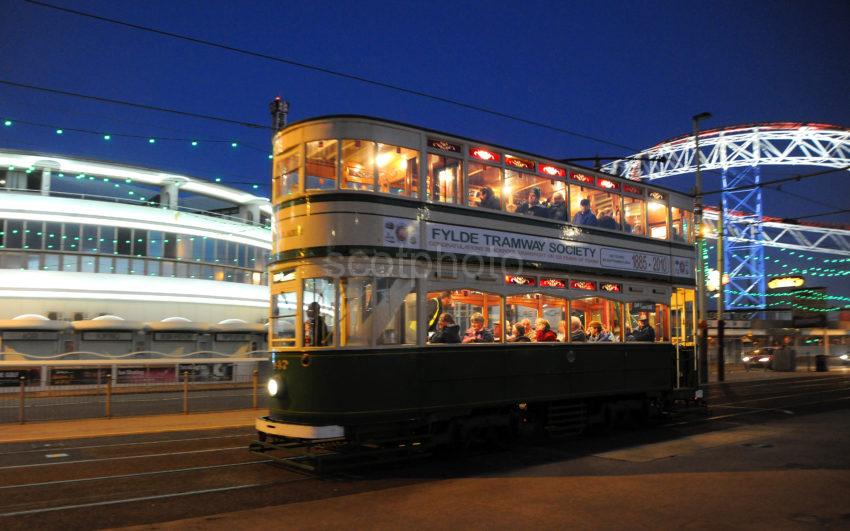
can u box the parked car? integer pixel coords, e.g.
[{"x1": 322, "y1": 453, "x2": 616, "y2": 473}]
[{"x1": 742, "y1": 348, "x2": 775, "y2": 370}]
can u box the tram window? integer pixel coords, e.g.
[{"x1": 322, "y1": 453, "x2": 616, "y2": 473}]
[
  {"x1": 571, "y1": 297, "x2": 621, "y2": 342},
  {"x1": 340, "y1": 277, "x2": 372, "y2": 347},
  {"x1": 466, "y1": 162, "x2": 501, "y2": 210},
  {"x1": 623, "y1": 196, "x2": 646, "y2": 236},
  {"x1": 342, "y1": 140, "x2": 375, "y2": 191},
  {"x1": 436, "y1": 289, "x2": 501, "y2": 343},
  {"x1": 504, "y1": 170, "x2": 564, "y2": 220},
  {"x1": 377, "y1": 144, "x2": 419, "y2": 198},
  {"x1": 506, "y1": 294, "x2": 567, "y2": 342},
  {"x1": 671, "y1": 207, "x2": 692, "y2": 243},
  {"x1": 272, "y1": 291, "x2": 297, "y2": 347},
  {"x1": 375, "y1": 278, "x2": 417, "y2": 345},
  {"x1": 648, "y1": 200, "x2": 668, "y2": 240},
  {"x1": 274, "y1": 149, "x2": 301, "y2": 199},
  {"x1": 303, "y1": 278, "x2": 335, "y2": 347},
  {"x1": 306, "y1": 140, "x2": 337, "y2": 191},
  {"x1": 569, "y1": 185, "x2": 622, "y2": 230},
  {"x1": 625, "y1": 302, "x2": 668, "y2": 342},
  {"x1": 427, "y1": 154, "x2": 462, "y2": 205},
  {"x1": 670, "y1": 288, "x2": 695, "y2": 345}
]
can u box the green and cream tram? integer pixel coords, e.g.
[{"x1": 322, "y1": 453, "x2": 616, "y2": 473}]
[{"x1": 257, "y1": 115, "x2": 699, "y2": 449}]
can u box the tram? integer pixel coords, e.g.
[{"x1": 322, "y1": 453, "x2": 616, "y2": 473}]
[{"x1": 255, "y1": 115, "x2": 700, "y2": 455}]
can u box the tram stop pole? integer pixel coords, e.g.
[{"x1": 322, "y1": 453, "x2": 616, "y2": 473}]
[{"x1": 692, "y1": 111, "x2": 712, "y2": 384}]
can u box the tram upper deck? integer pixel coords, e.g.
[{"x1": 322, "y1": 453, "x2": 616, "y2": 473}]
[{"x1": 271, "y1": 116, "x2": 695, "y2": 281}]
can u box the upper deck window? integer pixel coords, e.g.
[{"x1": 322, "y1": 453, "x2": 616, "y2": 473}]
[
  {"x1": 623, "y1": 196, "x2": 646, "y2": 236},
  {"x1": 647, "y1": 193, "x2": 669, "y2": 240},
  {"x1": 505, "y1": 170, "x2": 565, "y2": 221},
  {"x1": 274, "y1": 149, "x2": 301, "y2": 200},
  {"x1": 569, "y1": 184, "x2": 622, "y2": 230},
  {"x1": 427, "y1": 154, "x2": 462, "y2": 205},
  {"x1": 342, "y1": 140, "x2": 375, "y2": 191},
  {"x1": 467, "y1": 162, "x2": 501, "y2": 210},
  {"x1": 377, "y1": 144, "x2": 419, "y2": 198},
  {"x1": 306, "y1": 140, "x2": 337, "y2": 191},
  {"x1": 671, "y1": 207, "x2": 693, "y2": 243}
]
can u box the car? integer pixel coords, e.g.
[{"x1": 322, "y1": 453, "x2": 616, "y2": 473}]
[
  {"x1": 742, "y1": 348, "x2": 775, "y2": 370},
  {"x1": 837, "y1": 353, "x2": 850, "y2": 367}
]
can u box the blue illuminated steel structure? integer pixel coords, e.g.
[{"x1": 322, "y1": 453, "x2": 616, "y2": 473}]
[{"x1": 603, "y1": 122, "x2": 850, "y2": 311}]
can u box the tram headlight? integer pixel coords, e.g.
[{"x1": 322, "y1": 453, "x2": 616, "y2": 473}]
[
  {"x1": 742, "y1": 356, "x2": 751, "y2": 362},
  {"x1": 758, "y1": 357, "x2": 770, "y2": 363},
  {"x1": 840, "y1": 354, "x2": 849, "y2": 361},
  {"x1": 267, "y1": 377, "x2": 280, "y2": 397}
]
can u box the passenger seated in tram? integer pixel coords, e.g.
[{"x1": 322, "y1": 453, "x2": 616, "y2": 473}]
[
  {"x1": 476, "y1": 186, "x2": 501, "y2": 210},
  {"x1": 627, "y1": 317, "x2": 656, "y2": 342},
  {"x1": 548, "y1": 193, "x2": 567, "y2": 221},
  {"x1": 572, "y1": 198, "x2": 598, "y2": 227},
  {"x1": 304, "y1": 302, "x2": 330, "y2": 346},
  {"x1": 588, "y1": 321, "x2": 614, "y2": 342},
  {"x1": 516, "y1": 187, "x2": 549, "y2": 217},
  {"x1": 462, "y1": 312, "x2": 494, "y2": 343},
  {"x1": 534, "y1": 319, "x2": 558, "y2": 342},
  {"x1": 671, "y1": 226, "x2": 684, "y2": 242},
  {"x1": 519, "y1": 318, "x2": 534, "y2": 341},
  {"x1": 569, "y1": 316, "x2": 587, "y2": 342},
  {"x1": 597, "y1": 209, "x2": 618, "y2": 231},
  {"x1": 429, "y1": 313, "x2": 461, "y2": 344},
  {"x1": 557, "y1": 320, "x2": 567, "y2": 342},
  {"x1": 507, "y1": 323, "x2": 531, "y2": 342}
]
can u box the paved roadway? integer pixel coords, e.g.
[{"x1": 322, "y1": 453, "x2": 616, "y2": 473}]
[{"x1": 0, "y1": 373, "x2": 848, "y2": 529}]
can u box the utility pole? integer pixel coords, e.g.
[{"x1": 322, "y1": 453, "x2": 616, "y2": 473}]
[
  {"x1": 692, "y1": 112, "x2": 712, "y2": 384},
  {"x1": 716, "y1": 206, "x2": 725, "y2": 382}
]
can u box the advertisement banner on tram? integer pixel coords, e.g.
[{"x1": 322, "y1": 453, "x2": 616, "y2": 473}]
[
  {"x1": 0, "y1": 368, "x2": 41, "y2": 387},
  {"x1": 116, "y1": 366, "x2": 177, "y2": 384},
  {"x1": 382, "y1": 217, "x2": 693, "y2": 278},
  {"x1": 177, "y1": 363, "x2": 233, "y2": 382}
]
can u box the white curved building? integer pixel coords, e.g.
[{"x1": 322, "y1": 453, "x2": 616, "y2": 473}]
[{"x1": 0, "y1": 148, "x2": 271, "y2": 324}]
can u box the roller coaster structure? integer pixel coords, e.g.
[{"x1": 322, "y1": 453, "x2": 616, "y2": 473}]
[{"x1": 603, "y1": 122, "x2": 850, "y2": 310}]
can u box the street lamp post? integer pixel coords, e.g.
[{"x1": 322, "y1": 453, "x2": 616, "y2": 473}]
[{"x1": 692, "y1": 112, "x2": 712, "y2": 384}]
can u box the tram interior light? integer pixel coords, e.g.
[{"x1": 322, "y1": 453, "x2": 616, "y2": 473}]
[{"x1": 376, "y1": 152, "x2": 393, "y2": 168}]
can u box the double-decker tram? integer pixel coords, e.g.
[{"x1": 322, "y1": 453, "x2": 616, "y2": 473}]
[{"x1": 254, "y1": 115, "x2": 700, "y2": 466}]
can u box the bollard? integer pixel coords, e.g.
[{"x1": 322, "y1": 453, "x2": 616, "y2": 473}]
[
  {"x1": 18, "y1": 376, "x2": 26, "y2": 425},
  {"x1": 252, "y1": 369, "x2": 259, "y2": 409},
  {"x1": 105, "y1": 376, "x2": 113, "y2": 418},
  {"x1": 182, "y1": 371, "x2": 190, "y2": 414}
]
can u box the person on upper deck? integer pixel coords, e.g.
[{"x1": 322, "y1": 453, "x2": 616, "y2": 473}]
[
  {"x1": 429, "y1": 313, "x2": 461, "y2": 344},
  {"x1": 507, "y1": 323, "x2": 531, "y2": 342},
  {"x1": 462, "y1": 312, "x2": 494, "y2": 343},
  {"x1": 535, "y1": 318, "x2": 558, "y2": 342},
  {"x1": 477, "y1": 186, "x2": 501, "y2": 210},
  {"x1": 569, "y1": 316, "x2": 587, "y2": 342},
  {"x1": 548, "y1": 193, "x2": 567, "y2": 221},
  {"x1": 572, "y1": 198, "x2": 598, "y2": 226},
  {"x1": 627, "y1": 318, "x2": 656, "y2": 342},
  {"x1": 598, "y1": 209, "x2": 618, "y2": 231},
  {"x1": 516, "y1": 187, "x2": 548, "y2": 217}
]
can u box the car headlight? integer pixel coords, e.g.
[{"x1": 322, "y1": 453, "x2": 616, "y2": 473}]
[
  {"x1": 267, "y1": 378, "x2": 279, "y2": 396},
  {"x1": 759, "y1": 357, "x2": 770, "y2": 363},
  {"x1": 840, "y1": 354, "x2": 849, "y2": 361},
  {"x1": 742, "y1": 356, "x2": 751, "y2": 362}
]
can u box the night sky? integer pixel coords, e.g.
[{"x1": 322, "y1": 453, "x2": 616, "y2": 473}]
[{"x1": 1, "y1": 0, "x2": 849, "y2": 300}]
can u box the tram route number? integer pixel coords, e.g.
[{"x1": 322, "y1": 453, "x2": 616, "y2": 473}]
[{"x1": 631, "y1": 253, "x2": 669, "y2": 274}]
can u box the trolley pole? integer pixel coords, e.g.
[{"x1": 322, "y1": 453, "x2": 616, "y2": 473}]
[
  {"x1": 693, "y1": 112, "x2": 712, "y2": 384},
  {"x1": 18, "y1": 376, "x2": 26, "y2": 424},
  {"x1": 182, "y1": 371, "x2": 190, "y2": 415},
  {"x1": 252, "y1": 369, "x2": 259, "y2": 409},
  {"x1": 716, "y1": 207, "x2": 726, "y2": 382}
]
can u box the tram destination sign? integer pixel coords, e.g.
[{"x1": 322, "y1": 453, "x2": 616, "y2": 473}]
[{"x1": 382, "y1": 217, "x2": 693, "y2": 279}]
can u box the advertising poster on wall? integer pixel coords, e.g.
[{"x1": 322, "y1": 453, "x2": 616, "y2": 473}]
[
  {"x1": 116, "y1": 366, "x2": 177, "y2": 384},
  {"x1": 0, "y1": 368, "x2": 41, "y2": 387},
  {"x1": 177, "y1": 363, "x2": 233, "y2": 382},
  {"x1": 49, "y1": 367, "x2": 110, "y2": 386}
]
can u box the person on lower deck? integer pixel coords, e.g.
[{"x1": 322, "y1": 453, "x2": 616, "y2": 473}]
[
  {"x1": 429, "y1": 313, "x2": 461, "y2": 344},
  {"x1": 507, "y1": 323, "x2": 531, "y2": 342},
  {"x1": 462, "y1": 312, "x2": 494, "y2": 343},
  {"x1": 535, "y1": 318, "x2": 558, "y2": 342},
  {"x1": 627, "y1": 318, "x2": 656, "y2": 342},
  {"x1": 519, "y1": 318, "x2": 534, "y2": 341},
  {"x1": 557, "y1": 320, "x2": 567, "y2": 342},
  {"x1": 569, "y1": 316, "x2": 587, "y2": 342},
  {"x1": 427, "y1": 290, "x2": 453, "y2": 333},
  {"x1": 588, "y1": 321, "x2": 614, "y2": 342}
]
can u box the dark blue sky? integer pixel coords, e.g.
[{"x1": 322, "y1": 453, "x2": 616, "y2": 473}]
[{"x1": 1, "y1": 0, "x2": 849, "y2": 298}]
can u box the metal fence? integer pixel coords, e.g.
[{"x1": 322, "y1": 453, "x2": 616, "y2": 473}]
[{"x1": 0, "y1": 360, "x2": 270, "y2": 424}]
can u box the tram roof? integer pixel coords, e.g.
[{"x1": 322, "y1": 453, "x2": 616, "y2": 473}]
[{"x1": 280, "y1": 115, "x2": 694, "y2": 199}]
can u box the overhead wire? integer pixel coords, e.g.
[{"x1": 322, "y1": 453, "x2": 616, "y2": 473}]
[{"x1": 22, "y1": 0, "x2": 638, "y2": 152}]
